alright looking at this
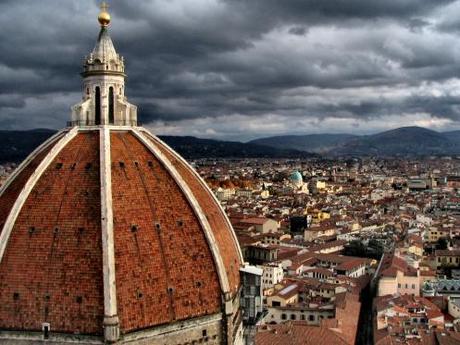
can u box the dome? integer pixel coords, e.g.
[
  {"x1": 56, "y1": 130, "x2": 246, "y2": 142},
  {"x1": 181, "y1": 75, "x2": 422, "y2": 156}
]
[
  {"x1": 290, "y1": 170, "x2": 303, "y2": 184},
  {"x1": 0, "y1": 128, "x2": 243, "y2": 343}
]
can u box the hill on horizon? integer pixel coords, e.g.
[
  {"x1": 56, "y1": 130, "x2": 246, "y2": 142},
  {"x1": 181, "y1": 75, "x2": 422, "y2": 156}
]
[
  {"x1": 249, "y1": 133, "x2": 358, "y2": 154},
  {"x1": 249, "y1": 126, "x2": 460, "y2": 156}
]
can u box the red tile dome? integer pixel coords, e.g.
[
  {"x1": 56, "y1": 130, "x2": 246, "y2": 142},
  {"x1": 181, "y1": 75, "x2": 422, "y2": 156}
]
[{"x1": 0, "y1": 127, "x2": 243, "y2": 342}]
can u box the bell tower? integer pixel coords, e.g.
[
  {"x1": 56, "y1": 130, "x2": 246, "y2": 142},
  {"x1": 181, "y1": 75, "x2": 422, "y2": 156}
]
[{"x1": 71, "y1": 2, "x2": 137, "y2": 126}]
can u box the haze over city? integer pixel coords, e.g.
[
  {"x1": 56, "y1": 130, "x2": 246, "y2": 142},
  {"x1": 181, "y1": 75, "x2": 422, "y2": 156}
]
[{"x1": 3, "y1": 0, "x2": 460, "y2": 140}]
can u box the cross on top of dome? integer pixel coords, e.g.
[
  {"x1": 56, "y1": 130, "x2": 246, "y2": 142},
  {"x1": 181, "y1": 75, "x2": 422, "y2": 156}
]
[{"x1": 98, "y1": 2, "x2": 111, "y2": 27}]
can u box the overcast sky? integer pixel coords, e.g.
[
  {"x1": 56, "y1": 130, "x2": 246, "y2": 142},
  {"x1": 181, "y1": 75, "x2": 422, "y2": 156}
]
[{"x1": 2, "y1": 0, "x2": 460, "y2": 141}]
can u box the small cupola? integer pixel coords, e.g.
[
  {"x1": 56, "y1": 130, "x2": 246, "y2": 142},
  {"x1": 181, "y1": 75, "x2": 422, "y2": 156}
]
[{"x1": 70, "y1": 2, "x2": 137, "y2": 127}]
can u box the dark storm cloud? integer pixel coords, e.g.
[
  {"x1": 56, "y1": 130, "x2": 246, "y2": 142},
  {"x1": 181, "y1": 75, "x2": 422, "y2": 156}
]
[
  {"x1": 1, "y1": 0, "x2": 460, "y2": 138},
  {"x1": 289, "y1": 27, "x2": 308, "y2": 36}
]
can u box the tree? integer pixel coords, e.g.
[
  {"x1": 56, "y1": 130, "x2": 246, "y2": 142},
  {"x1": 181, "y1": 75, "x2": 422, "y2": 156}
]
[
  {"x1": 436, "y1": 237, "x2": 448, "y2": 250},
  {"x1": 343, "y1": 241, "x2": 367, "y2": 257}
]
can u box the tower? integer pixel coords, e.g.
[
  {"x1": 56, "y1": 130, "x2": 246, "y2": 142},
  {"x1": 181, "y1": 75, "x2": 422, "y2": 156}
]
[
  {"x1": 0, "y1": 4, "x2": 245, "y2": 344},
  {"x1": 71, "y1": 3, "x2": 137, "y2": 127}
]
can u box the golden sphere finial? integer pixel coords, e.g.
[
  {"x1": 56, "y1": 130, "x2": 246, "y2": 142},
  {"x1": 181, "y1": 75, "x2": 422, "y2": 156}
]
[{"x1": 98, "y1": 1, "x2": 111, "y2": 27}]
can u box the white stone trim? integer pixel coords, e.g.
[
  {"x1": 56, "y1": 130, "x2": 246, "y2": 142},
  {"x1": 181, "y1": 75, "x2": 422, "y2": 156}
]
[
  {"x1": 0, "y1": 127, "x2": 79, "y2": 264},
  {"x1": 0, "y1": 129, "x2": 67, "y2": 197},
  {"x1": 131, "y1": 129, "x2": 231, "y2": 296},
  {"x1": 99, "y1": 127, "x2": 119, "y2": 342},
  {"x1": 140, "y1": 128, "x2": 244, "y2": 264}
]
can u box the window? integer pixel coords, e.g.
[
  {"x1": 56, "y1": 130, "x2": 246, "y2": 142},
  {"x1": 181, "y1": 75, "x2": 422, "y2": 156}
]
[
  {"x1": 308, "y1": 315, "x2": 315, "y2": 321},
  {"x1": 405, "y1": 284, "x2": 408, "y2": 289},
  {"x1": 42, "y1": 323, "x2": 50, "y2": 340},
  {"x1": 398, "y1": 283, "x2": 401, "y2": 288},
  {"x1": 95, "y1": 87, "x2": 101, "y2": 125},
  {"x1": 290, "y1": 314, "x2": 296, "y2": 320},
  {"x1": 281, "y1": 313, "x2": 287, "y2": 320},
  {"x1": 412, "y1": 284, "x2": 416, "y2": 289},
  {"x1": 109, "y1": 86, "x2": 114, "y2": 124},
  {"x1": 272, "y1": 301, "x2": 281, "y2": 307}
]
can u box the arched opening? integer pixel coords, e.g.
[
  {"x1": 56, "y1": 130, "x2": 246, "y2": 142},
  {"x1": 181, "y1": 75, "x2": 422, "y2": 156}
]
[
  {"x1": 109, "y1": 87, "x2": 114, "y2": 124},
  {"x1": 95, "y1": 87, "x2": 101, "y2": 125}
]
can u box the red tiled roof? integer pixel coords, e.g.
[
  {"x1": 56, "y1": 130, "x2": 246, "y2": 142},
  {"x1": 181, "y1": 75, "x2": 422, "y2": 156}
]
[
  {"x1": 379, "y1": 253, "x2": 418, "y2": 277},
  {"x1": 255, "y1": 322, "x2": 349, "y2": 345},
  {"x1": 239, "y1": 217, "x2": 272, "y2": 225},
  {"x1": 336, "y1": 258, "x2": 366, "y2": 271}
]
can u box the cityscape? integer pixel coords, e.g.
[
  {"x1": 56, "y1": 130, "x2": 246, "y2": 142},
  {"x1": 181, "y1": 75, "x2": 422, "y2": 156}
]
[{"x1": 2, "y1": 1, "x2": 460, "y2": 345}]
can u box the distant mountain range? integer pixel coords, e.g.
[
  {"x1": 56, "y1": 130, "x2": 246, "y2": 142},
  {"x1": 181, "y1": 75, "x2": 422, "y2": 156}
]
[
  {"x1": 249, "y1": 126, "x2": 460, "y2": 156},
  {"x1": 0, "y1": 129, "x2": 57, "y2": 164},
  {"x1": 1, "y1": 126, "x2": 459, "y2": 164},
  {"x1": 0, "y1": 129, "x2": 315, "y2": 164},
  {"x1": 157, "y1": 135, "x2": 316, "y2": 159}
]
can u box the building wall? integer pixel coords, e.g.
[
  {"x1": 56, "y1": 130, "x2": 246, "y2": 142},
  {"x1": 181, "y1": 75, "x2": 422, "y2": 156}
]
[
  {"x1": 428, "y1": 227, "x2": 449, "y2": 243},
  {"x1": 259, "y1": 219, "x2": 278, "y2": 234},
  {"x1": 378, "y1": 277, "x2": 398, "y2": 297},
  {"x1": 316, "y1": 181, "x2": 326, "y2": 190},
  {"x1": 341, "y1": 265, "x2": 367, "y2": 278},
  {"x1": 437, "y1": 255, "x2": 460, "y2": 268},
  {"x1": 408, "y1": 245, "x2": 423, "y2": 257},
  {"x1": 397, "y1": 276, "x2": 420, "y2": 296},
  {"x1": 378, "y1": 272, "x2": 420, "y2": 297},
  {"x1": 265, "y1": 307, "x2": 334, "y2": 325},
  {"x1": 241, "y1": 270, "x2": 263, "y2": 325},
  {"x1": 309, "y1": 288, "x2": 335, "y2": 299},
  {"x1": 304, "y1": 228, "x2": 335, "y2": 242},
  {"x1": 267, "y1": 294, "x2": 298, "y2": 307},
  {"x1": 247, "y1": 247, "x2": 277, "y2": 263},
  {"x1": 261, "y1": 264, "x2": 284, "y2": 289},
  {"x1": 448, "y1": 298, "x2": 460, "y2": 319},
  {"x1": 216, "y1": 189, "x2": 235, "y2": 201}
]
